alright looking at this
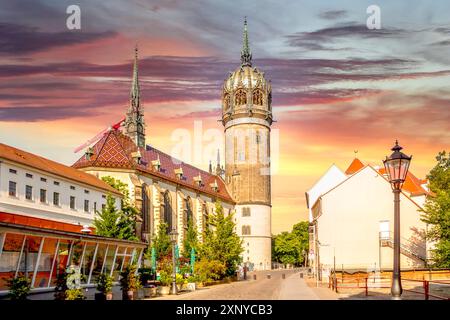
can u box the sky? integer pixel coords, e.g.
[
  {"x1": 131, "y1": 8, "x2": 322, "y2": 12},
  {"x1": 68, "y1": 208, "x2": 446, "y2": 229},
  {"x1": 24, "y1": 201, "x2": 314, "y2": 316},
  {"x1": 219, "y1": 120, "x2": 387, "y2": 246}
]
[{"x1": 0, "y1": 0, "x2": 449, "y2": 234}]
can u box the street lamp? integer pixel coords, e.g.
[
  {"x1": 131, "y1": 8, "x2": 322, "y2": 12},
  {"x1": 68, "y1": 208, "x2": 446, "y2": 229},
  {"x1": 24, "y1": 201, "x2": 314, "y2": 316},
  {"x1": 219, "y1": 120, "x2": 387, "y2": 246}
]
[
  {"x1": 383, "y1": 140, "x2": 412, "y2": 299},
  {"x1": 169, "y1": 228, "x2": 178, "y2": 295}
]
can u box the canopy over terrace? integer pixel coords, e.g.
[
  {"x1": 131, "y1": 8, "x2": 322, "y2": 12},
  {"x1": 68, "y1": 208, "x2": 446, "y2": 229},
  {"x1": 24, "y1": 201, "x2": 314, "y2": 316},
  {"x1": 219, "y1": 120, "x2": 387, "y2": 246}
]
[{"x1": 0, "y1": 217, "x2": 147, "y2": 295}]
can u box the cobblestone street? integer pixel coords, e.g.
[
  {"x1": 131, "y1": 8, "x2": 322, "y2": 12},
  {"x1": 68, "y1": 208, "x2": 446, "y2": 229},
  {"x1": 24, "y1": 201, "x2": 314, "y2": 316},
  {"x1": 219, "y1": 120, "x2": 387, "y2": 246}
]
[{"x1": 149, "y1": 269, "x2": 337, "y2": 300}]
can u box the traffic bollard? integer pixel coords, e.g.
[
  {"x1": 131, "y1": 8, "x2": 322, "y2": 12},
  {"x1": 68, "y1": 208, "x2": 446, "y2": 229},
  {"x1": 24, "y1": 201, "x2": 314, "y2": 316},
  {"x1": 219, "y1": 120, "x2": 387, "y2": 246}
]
[
  {"x1": 282, "y1": 274, "x2": 285, "y2": 279},
  {"x1": 267, "y1": 274, "x2": 271, "y2": 279},
  {"x1": 253, "y1": 274, "x2": 256, "y2": 280},
  {"x1": 300, "y1": 273, "x2": 303, "y2": 278}
]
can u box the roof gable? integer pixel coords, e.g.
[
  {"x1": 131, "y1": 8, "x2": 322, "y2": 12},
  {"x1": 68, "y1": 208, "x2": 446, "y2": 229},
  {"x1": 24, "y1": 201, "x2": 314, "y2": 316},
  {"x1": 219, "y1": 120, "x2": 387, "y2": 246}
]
[
  {"x1": 318, "y1": 164, "x2": 423, "y2": 210},
  {"x1": 345, "y1": 158, "x2": 365, "y2": 175},
  {"x1": 306, "y1": 164, "x2": 347, "y2": 209}
]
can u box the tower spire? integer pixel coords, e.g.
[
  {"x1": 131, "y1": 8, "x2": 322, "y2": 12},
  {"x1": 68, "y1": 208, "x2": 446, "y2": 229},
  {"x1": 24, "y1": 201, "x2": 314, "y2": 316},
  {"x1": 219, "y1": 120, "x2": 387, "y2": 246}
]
[
  {"x1": 125, "y1": 44, "x2": 146, "y2": 148},
  {"x1": 130, "y1": 44, "x2": 140, "y2": 107},
  {"x1": 240, "y1": 16, "x2": 252, "y2": 67}
]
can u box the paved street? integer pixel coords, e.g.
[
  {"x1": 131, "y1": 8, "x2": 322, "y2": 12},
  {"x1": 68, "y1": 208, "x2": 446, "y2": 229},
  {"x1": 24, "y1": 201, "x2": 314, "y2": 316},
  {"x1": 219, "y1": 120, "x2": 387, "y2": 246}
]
[{"x1": 150, "y1": 269, "x2": 336, "y2": 300}]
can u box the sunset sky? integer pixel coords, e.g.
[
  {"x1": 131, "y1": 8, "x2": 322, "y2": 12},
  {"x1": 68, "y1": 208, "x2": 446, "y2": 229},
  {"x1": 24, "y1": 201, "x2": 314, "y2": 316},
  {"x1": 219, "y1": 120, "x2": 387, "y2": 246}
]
[{"x1": 0, "y1": 0, "x2": 449, "y2": 234}]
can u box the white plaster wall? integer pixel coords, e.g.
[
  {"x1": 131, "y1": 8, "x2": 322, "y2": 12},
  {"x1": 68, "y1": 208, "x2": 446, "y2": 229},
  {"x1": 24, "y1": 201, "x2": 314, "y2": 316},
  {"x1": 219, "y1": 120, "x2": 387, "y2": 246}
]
[
  {"x1": 0, "y1": 162, "x2": 120, "y2": 227},
  {"x1": 306, "y1": 164, "x2": 347, "y2": 222},
  {"x1": 316, "y1": 166, "x2": 427, "y2": 271},
  {"x1": 235, "y1": 204, "x2": 271, "y2": 270}
]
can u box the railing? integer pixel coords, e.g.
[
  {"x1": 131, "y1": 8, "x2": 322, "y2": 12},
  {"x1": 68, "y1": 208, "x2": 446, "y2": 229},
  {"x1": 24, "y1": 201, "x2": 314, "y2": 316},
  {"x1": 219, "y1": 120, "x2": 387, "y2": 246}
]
[
  {"x1": 379, "y1": 231, "x2": 427, "y2": 262},
  {"x1": 328, "y1": 273, "x2": 450, "y2": 300}
]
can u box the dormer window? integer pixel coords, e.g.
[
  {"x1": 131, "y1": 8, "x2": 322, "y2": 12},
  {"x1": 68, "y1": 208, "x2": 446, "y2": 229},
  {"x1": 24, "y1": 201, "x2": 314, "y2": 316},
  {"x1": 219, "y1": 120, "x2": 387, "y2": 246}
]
[
  {"x1": 131, "y1": 150, "x2": 142, "y2": 165},
  {"x1": 210, "y1": 179, "x2": 219, "y2": 192},
  {"x1": 152, "y1": 155, "x2": 161, "y2": 172},
  {"x1": 193, "y1": 173, "x2": 202, "y2": 186},
  {"x1": 84, "y1": 147, "x2": 94, "y2": 161},
  {"x1": 174, "y1": 167, "x2": 183, "y2": 180}
]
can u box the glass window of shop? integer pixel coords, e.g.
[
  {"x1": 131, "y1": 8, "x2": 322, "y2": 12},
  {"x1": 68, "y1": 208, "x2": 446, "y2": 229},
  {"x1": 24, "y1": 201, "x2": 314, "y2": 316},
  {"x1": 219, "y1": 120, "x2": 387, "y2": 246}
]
[
  {"x1": 90, "y1": 243, "x2": 107, "y2": 284},
  {"x1": 51, "y1": 239, "x2": 72, "y2": 286},
  {"x1": 32, "y1": 237, "x2": 58, "y2": 288},
  {"x1": 69, "y1": 240, "x2": 85, "y2": 266},
  {"x1": 80, "y1": 242, "x2": 96, "y2": 284},
  {"x1": 112, "y1": 246, "x2": 126, "y2": 281},
  {"x1": 0, "y1": 233, "x2": 26, "y2": 290},
  {"x1": 103, "y1": 245, "x2": 117, "y2": 277},
  {"x1": 17, "y1": 236, "x2": 43, "y2": 277}
]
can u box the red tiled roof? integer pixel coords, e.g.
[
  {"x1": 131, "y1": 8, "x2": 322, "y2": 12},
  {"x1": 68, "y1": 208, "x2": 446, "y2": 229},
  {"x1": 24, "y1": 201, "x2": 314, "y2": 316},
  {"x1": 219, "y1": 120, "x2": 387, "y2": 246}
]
[
  {"x1": 378, "y1": 167, "x2": 428, "y2": 196},
  {"x1": 0, "y1": 143, "x2": 121, "y2": 196},
  {"x1": 72, "y1": 130, "x2": 234, "y2": 202},
  {"x1": 0, "y1": 212, "x2": 94, "y2": 234},
  {"x1": 344, "y1": 158, "x2": 365, "y2": 175}
]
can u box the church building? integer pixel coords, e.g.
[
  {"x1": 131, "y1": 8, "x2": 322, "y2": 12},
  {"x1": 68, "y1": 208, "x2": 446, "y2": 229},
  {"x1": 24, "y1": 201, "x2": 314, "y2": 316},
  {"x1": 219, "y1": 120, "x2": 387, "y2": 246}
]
[{"x1": 72, "y1": 19, "x2": 273, "y2": 270}]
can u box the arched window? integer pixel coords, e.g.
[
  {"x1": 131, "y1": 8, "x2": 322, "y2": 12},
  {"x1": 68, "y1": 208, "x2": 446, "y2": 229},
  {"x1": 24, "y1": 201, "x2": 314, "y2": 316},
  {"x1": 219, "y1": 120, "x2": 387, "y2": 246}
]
[
  {"x1": 242, "y1": 225, "x2": 251, "y2": 235},
  {"x1": 268, "y1": 92, "x2": 272, "y2": 111},
  {"x1": 223, "y1": 93, "x2": 230, "y2": 111},
  {"x1": 252, "y1": 90, "x2": 263, "y2": 106},
  {"x1": 184, "y1": 197, "x2": 193, "y2": 230},
  {"x1": 141, "y1": 184, "x2": 150, "y2": 233},
  {"x1": 235, "y1": 89, "x2": 247, "y2": 106},
  {"x1": 160, "y1": 191, "x2": 172, "y2": 233},
  {"x1": 202, "y1": 204, "x2": 209, "y2": 233}
]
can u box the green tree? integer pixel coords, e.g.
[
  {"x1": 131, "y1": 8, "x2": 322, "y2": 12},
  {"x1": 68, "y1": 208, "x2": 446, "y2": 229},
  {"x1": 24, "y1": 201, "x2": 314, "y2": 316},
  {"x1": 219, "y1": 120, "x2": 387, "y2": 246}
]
[
  {"x1": 292, "y1": 221, "x2": 309, "y2": 265},
  {"x1": 421, "y1": 151, "x2": 450, "y2": 267},
  {"x1": 182, "y1": 218, "x2": 199, "y2": 258},
  {"x1": 273, "y1": 221, "x2": 309, "y2": 266},
  {"x1": 199, "y1": 201, "x2": 243, "y2": 277},
  {"x1": 93, "y1": 194, "x2": 138, "y2": 241},
  {"x1": 152, "y1": 222, "x2": 171, "y2": 260}
]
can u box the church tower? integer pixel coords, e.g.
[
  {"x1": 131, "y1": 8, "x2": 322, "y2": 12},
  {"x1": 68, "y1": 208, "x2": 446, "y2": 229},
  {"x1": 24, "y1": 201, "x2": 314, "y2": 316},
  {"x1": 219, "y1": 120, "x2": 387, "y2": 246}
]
[
  {"x1": 222, "y1": 18, "x2": 273, "y2": 270},
  {"x1": 124, "y1": 45, "x2": 146, "y2": 148}
]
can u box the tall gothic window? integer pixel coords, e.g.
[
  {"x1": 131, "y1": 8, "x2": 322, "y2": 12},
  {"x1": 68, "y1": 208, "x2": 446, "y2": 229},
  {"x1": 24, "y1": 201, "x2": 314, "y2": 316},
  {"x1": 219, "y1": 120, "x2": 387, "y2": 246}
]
[
  {"x1": 252, "y1": 90, "x2": 263, "y2": 106},
  {"x1": 235, "y1": 89, "x2": 247, "y2": 106},
  {"x1": 202, "y1": 204, "x2": 209, "y2": 233},
  {"x1": 160, "y1": 191, "x2": 172, "y2": 233},
  {"x1": 184, "y1": 197, "x2": 193, "y2": 231},
  {"x1": 142, "y1": 184, "x2": 150, "y2": 233}
]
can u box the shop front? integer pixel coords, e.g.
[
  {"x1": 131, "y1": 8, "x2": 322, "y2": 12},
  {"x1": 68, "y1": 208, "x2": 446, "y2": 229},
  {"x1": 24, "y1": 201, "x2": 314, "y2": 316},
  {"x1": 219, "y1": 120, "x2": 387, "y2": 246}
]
[{"x1": 0, "y1": 220, "x2": 146, "y2": 296}]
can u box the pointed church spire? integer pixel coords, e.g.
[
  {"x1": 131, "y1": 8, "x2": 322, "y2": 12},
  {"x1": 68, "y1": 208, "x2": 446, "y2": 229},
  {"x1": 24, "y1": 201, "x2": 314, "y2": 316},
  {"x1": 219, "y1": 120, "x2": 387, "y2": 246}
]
[
  {"x1": 215, "y1": 149, "x2": 222, "y2": 176},
  {"x1": 130, "y1": 44, "x2": 140, "y2": 107},
  {"x1": 240, "y1": 16, "x2": 252, "y2": 67},
  {"x1": 125, "y1": 44, "x2": 146, "y2": 148}
]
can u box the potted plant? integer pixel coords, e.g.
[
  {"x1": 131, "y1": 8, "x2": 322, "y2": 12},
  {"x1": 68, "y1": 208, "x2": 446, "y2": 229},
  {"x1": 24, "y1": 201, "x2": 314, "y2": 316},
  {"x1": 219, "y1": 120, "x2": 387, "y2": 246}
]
[
  {"x1": 176, "y1": 273, "x2": 186, "y2": 291},
  {"x1": 120, "y1": 265, "x2": 141, "y2": 300},
  {"x1": 157, "y1": 271, "x2": 171, "y2": 295},
  {"x1": 186, "y1": 274, "x2": 199, "y2": 291},
  {"x1": 7, "y1": 274, "x2": 31, "y2": 300},
  {"x1": 95, "y1": 273, "x2": 113, "y2": 301},
  {"x1": 64, "y1": 265, "x2": 85, "y2": 300}
]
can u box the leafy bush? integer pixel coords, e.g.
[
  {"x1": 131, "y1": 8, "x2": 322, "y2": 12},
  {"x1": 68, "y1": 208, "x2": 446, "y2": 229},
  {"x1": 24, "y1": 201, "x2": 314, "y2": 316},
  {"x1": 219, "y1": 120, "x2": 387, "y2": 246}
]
[
  {"x1": 195, "y1": 259, "x2": 226, "y2": 283},
  {"x1": 7, "y1": 275, "x2": 31, "y2": 300},
  {"x1": 157, "y1": 254, "x2": 174, "y2": 275},
  {"x1": 54, "y1": 271, "x2": 68, "y2": 300},
  {"x1": 159, "y1": 270, "x2": 172, "y2": 286},
  {"x1": 65, "y1": 288, "x2": 85, "y2": 300},
  {"x1": 187, "y1": 274, "x2": 200, "y2": 283},
  {"x1": 120, "y1": 265, "x2": 141, "y2": 291},
  {"x1": 96, "y1": 273, "x2": 113, "y2": 294}
]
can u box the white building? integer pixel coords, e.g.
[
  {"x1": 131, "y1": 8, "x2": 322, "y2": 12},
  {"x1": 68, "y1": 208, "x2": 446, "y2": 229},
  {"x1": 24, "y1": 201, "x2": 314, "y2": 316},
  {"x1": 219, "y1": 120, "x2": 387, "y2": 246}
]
[
  {"x1": 307, "y1": 157, "x2": 430, "y2": 282},
  {"x1": 0, "y1": 143, "x2": 146, "y2": 294}
]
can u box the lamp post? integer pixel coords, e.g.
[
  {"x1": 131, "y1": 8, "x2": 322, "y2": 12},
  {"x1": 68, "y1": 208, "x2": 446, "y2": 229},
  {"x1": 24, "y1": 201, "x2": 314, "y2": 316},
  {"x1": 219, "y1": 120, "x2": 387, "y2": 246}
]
[
  {"x1": 169, "y1": 228, "x2": 178, "y2": 295},
  {"x1": 383, "y1": 140, "x2": 412, "y2": 299}
]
